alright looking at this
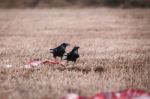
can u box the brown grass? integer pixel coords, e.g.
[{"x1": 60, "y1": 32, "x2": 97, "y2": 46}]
[{"x1": 0, "y1": 8, "x2": 150, "y2": 99}]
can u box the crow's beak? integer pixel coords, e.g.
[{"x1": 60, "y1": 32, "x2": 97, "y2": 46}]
[
  {"x1": 76, "y1": 46, "x2": 80, "y2": 49},
  {"x1": 67, "y1": 44, "x2": 70, "y2": 46}
]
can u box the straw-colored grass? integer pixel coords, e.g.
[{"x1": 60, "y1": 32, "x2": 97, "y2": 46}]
[{"x1": 0, "y1": 8, "x2": 150, "y2": 99}]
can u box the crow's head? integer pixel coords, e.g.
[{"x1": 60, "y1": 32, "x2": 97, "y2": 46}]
[
  {"x1": 74, "y1": 46, "x2": 80, "y2": 50},
  {"x1": 72, "y1": 46, "x2": 80, "y2": 52},
  {"x1": 61, "y1": 43, "x2": 70, "y2": 48}
]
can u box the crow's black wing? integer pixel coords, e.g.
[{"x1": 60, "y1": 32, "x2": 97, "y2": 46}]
[
  {"x1": 50, "y1": 48, "x2": 57, "y2": 52},
  {"x1": 73, "y1": 53, "x2": 79, "y2": 59}
]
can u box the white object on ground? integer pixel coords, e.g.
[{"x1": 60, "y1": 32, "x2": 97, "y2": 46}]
[
  {"x1": 5, "y1": 64, "x2": 12, "y2": 68},
  {"x1": 65, "y1": 93, "x2": 79, "y2": 99},
  {"x1": 24, "y1": 65, "x2": 32, "y2": 68}
]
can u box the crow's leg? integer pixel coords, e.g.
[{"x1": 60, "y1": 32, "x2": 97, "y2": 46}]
[
  {"x1": 66, "y1": 60, "x2": 69, "y2": 64},
  {"x1": 54, "y1": 56, "x2": 57, "y2": 60},
  {"x1": 74, "y1": 60, "x2": 77, "y2": 63},
  {"x1": 70, "y1": 61, "x2": 75, "y2": 67},
  {"x1": 66, "y1": 61, "x2": 70, "y2": 66},
  {"x1": 61, "y1": 56, "x2": 63, "y2": 60},
  {"x1": 66, "y1": 61, "x2": 69, "y2": 67}
]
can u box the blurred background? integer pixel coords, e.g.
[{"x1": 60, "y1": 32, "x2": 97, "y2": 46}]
[{"x1": 0, "y1": 0, "x2": 150, "y2": 8}]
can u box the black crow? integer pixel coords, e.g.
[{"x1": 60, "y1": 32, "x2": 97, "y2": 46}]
[
  {"x1": 65, "y1": 46, "x2": 80, "y2": 63},
  {"x1": 50, "y1": 43, "x2": 69, "y2": 60}
]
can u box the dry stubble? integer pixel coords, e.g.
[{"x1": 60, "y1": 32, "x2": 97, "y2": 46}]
[{"x1": 0, "y1": 8, "x2": 150, "y2": 99}]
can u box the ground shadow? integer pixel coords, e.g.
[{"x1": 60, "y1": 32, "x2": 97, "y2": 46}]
[{"x1": 54, "y1": 66, "x2": 104, "y2": 74}]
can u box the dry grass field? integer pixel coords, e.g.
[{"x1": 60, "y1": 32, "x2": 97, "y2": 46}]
[{"x1": 0, "y1": 8, "x2": 150, "y2": 99}]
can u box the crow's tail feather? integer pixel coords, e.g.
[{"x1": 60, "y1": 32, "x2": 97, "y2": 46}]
[{"x1": 49, "y1": 49, "x2": 54, "y2": 53}]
